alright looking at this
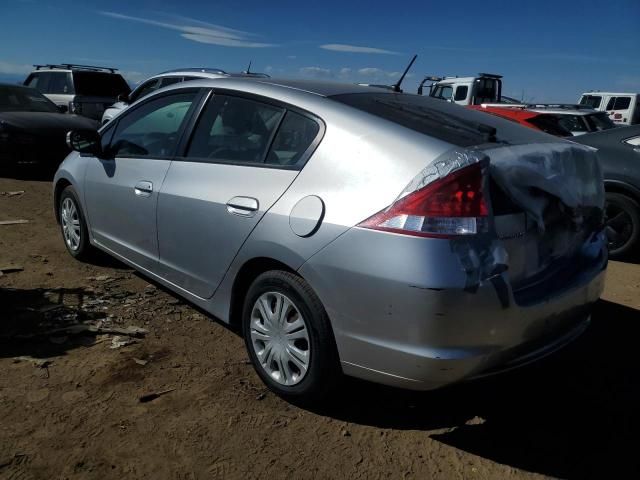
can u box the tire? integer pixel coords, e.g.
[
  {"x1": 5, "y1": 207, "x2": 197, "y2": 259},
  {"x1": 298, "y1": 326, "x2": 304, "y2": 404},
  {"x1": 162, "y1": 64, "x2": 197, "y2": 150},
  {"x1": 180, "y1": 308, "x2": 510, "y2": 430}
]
[
  {"x1": 58, "y1": 185, "x2": 93, "y2": 261},
  {"x1": 242, "y1": 270, "x2": 341, "y2": 403},
  {"x1": 605, "y1": 192, "x2": 640, "y2": 260}
]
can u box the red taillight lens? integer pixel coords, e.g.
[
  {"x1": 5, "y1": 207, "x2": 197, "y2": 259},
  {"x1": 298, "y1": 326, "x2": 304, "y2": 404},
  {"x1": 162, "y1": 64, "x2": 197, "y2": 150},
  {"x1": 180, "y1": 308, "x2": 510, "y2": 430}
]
[{"x1": 358, "y1": 163, "x2": 488, "y2": 238}]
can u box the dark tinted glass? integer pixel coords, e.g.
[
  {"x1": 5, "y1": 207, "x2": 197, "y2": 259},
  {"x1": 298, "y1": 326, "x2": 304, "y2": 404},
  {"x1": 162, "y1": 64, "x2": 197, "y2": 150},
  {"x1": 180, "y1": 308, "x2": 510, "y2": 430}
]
[
  {"x1": 109, "y1": 91, "x2": 197, "y2": 158},
  {"x1": 130, "y1": 78, "x2": 161, "y2": 103},
  {"x1": 25, "y1": 72, "x2": 51, "y2": 93},
  {"x1": 454, "y1": 86, "x2": 468, "y2": 101},
  {"x1": 187, "y1": 95, "x2": 284, "y2": 164},
  {"x1": 585, "y1": 112, "x2": 615, "y2": 131},
  {"x1": 73, "y1": 71, "x2": 131, "y2": 97},
  {"x1": 0, "y1": 85, "x2": 59, "y2": 113},
  {"x1": 160, "y1": 77, "x2": 183, "y2": 88},
  {"x1": 331, "y1": 93, "x2": 497, "y2": 147},
  {"x1": 613, "y1": 97, "x2": 631, "y2": 110},
  {"x1": 48, "y1": 72, "x2": 73, "y2": 94},
  {"x1": 265, "y1": 111, "x2": 319, "y2": 166}
]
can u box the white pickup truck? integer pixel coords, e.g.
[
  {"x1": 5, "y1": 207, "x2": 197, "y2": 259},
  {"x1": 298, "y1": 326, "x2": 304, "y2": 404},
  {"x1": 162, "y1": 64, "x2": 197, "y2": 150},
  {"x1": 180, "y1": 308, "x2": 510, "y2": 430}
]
[
  {"x1": 418, "y1": 73, "x2": 503, "y2": 105},
  {"x1": 579, "y1": 91, "x2": 639, "y2": 125}
]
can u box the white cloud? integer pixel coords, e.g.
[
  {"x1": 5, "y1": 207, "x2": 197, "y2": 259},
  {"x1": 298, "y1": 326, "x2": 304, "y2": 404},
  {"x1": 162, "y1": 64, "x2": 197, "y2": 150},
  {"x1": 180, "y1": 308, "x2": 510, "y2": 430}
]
[
  {"x1": 299, "y1": 66, "x2": 333, "y2": 78},
  {"x1": 320, "y1": 44, "x2": 398, "y2": 55},
  {"x1": 357, "y1": 68, "x2": 411, "y2": 79},
  {"x1": 0, "y1": 60, "x2": 32, "y2": 75},
  {"x1": 98, "y1": 11, "x2": 275, "y2": 48}
]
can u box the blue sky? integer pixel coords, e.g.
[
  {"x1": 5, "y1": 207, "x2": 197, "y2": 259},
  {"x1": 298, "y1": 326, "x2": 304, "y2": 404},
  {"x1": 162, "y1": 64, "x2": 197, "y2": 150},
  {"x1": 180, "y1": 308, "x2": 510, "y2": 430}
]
[{"x1": 1, "y1": 0, "x2": 638, "y2": 102}]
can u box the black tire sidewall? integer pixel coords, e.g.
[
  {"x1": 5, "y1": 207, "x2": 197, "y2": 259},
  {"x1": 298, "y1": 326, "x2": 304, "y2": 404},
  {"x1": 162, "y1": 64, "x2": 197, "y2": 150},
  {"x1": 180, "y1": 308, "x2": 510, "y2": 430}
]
[
  {"x1": 59, "y1": 186, "x2": 90, "y2": 259},
  {"x1": 242, "y1": 271, "x2": 339, "y2": 401},
  {"x1": 606, "y1": 192, "x2": 640, "y2": 259}
]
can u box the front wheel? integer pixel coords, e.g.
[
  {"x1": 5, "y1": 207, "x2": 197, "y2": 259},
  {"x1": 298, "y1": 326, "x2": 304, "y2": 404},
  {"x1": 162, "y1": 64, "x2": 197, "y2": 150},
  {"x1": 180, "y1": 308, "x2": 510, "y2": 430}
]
[
  {"x1": 242, "y1": 270, "x2": 341, "y2": 403},
  {"x1": 58, "y1": 185, "x2": 93, "y2": 260},
  {"x1": 605, "y1": 192, "x2": 640, "y2": 260}
]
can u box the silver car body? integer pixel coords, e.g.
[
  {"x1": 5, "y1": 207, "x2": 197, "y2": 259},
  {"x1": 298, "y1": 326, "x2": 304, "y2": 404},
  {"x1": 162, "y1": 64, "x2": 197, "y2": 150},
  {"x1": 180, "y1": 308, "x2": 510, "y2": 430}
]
[{"x1": 54, "y1": 78, "x2": 607, "y2": 390}]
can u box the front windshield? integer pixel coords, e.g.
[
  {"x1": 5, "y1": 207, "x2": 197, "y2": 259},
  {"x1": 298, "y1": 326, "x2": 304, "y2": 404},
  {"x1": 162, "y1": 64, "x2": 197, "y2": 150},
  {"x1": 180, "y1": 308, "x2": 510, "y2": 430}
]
[{"x1": 0, "y1": 85, "x2": 59, "y2": 113}]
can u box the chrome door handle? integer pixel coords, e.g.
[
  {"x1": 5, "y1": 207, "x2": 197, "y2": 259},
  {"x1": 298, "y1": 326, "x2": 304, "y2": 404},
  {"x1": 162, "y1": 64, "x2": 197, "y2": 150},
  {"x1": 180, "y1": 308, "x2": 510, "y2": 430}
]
[
  {"x1": 134, "y1": 181, "x2": 153, "y2": 196},
  {"x1": 226, "y1": 196, "x2": 259, "y2": 217}
]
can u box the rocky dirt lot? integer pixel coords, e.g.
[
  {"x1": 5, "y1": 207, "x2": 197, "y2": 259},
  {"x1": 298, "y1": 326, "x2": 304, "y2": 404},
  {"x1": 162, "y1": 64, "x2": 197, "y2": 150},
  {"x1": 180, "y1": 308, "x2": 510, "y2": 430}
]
[{"x1": 1, "y1": 174, "x2": 639, "y2": 480}]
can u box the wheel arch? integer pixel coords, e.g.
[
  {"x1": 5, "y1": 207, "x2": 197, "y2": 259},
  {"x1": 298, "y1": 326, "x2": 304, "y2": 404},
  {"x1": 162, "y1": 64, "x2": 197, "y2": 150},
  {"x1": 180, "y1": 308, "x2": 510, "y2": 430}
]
[
  {"x1": 53, "y1": 178, "x2": 73, "y2": 224},
  {"x1": 604, "y1": 180, "x2": 640, "y2": 205},
  {"x1": 228, "y1": 257, "x2": 298, "y2": 331}
]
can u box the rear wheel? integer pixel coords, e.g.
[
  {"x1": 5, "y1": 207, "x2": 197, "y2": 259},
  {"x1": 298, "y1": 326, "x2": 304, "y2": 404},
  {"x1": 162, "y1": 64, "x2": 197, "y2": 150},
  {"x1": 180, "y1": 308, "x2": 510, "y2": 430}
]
[
  {"x1": 58, "y1": 185, "x2": 93, "y2": 261},
  {"x1": 242, "y1": 270, "x2": 340, "y2": 403},
  {"x1": 605, "y1": 192, "x2": 640, "y2": 259}
]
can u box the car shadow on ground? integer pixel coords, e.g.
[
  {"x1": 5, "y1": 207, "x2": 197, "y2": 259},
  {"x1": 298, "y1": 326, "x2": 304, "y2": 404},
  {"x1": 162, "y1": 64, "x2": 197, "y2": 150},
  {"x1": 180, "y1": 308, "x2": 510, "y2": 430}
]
[
  {"x1": 0, "y1": 165, "x2": 58, "y2": 182},
  {"x1": 313, "y1": 299, "x2": 640, "y2": 479},
  {"x1": 0, "y1": 286, "x2": 106, "y2": 359}
]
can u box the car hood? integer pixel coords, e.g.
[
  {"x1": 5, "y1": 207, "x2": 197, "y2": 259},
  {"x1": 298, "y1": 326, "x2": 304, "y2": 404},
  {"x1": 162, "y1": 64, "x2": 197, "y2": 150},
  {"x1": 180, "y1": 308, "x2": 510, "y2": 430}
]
[{"x1": 0, "y1": 112, "x2": 98, "y2": 136}]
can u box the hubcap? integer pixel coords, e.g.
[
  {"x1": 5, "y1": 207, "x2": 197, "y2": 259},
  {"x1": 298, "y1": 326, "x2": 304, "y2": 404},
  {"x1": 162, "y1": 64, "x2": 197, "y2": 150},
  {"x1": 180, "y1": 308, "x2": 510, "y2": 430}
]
[
  {"x1": 61, "y1": 197, "x2": 81, "y2": 252},
  {"x1": 249, "y1": 292, "x2": 310, "y2": 386},
  {"x1": 605, "y1": 203, "x2": 633, "y2": 253}
]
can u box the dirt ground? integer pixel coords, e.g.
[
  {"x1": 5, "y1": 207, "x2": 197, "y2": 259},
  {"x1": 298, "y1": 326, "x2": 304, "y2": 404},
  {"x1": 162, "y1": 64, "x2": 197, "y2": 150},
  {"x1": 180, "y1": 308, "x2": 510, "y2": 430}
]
[{"x1": 1, "y1": 173, "x2": 639, "y2": 480}]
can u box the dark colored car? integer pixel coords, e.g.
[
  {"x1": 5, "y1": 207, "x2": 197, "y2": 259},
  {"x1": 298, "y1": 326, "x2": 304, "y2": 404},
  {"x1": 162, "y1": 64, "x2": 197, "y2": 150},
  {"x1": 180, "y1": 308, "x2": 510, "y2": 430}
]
[
  {"x1": 572, "y1": 125, "x2": 640, "y2": 259},
  {"x1": 0, "y1": 83, "x2": 97, "y2": 171}
]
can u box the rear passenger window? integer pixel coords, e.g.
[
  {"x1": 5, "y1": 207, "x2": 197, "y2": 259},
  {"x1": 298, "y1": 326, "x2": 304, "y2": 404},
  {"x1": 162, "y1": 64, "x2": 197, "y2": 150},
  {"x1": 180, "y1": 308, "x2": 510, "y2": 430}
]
[
  {"x1": 48, "y1": 72, "x2": 73, "y2": 94},
  {"x1": 186, "y1": 95, "x2": 284, "y2": 164},
  {"x1": 25, "y1": 73, "x2": 51, "y2": 93},
  {"x1": 265, "y1": 111, "x2": 320, "y2": 166},
  {"x1": 613, "y1": 97, "x2": 631, "y2": 110}
]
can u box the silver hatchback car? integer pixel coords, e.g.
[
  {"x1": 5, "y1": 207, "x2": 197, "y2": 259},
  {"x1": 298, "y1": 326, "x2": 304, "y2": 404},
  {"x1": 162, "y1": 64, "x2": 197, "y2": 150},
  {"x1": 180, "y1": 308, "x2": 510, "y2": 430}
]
[{"x1": 54, "y1": 78, "x2": 607, "y2": 401}]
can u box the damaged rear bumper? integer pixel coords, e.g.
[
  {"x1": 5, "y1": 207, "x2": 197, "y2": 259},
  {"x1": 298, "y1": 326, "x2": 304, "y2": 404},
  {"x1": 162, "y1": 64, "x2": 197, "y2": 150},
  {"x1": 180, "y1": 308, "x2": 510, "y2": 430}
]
[{"x1": 299, "y1": 228, "x2": 607, "y2": 391}]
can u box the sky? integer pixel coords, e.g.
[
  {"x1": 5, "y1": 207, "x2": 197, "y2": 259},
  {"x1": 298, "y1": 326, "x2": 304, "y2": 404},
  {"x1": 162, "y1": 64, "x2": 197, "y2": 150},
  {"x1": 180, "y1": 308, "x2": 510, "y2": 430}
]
[{"x1": 1, "y1": 0, "x2": 638, "y2": 102}]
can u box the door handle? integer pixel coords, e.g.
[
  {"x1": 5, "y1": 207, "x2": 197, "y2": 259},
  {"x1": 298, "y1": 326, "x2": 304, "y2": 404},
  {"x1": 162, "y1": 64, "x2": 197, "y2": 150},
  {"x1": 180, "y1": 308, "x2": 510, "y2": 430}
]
[
  {"x1": 226, "y1": 196, "x2": 259, "y2": 217},
  {"x1": 134, "y1": 181, "x2": 153, "y2": 197}
]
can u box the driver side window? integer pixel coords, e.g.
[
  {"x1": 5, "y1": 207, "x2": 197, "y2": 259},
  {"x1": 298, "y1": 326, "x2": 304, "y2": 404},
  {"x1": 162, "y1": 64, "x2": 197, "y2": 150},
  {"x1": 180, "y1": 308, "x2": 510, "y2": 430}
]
[{"x1": 108, "y1": 91, "x2": 197, "y2": 158}]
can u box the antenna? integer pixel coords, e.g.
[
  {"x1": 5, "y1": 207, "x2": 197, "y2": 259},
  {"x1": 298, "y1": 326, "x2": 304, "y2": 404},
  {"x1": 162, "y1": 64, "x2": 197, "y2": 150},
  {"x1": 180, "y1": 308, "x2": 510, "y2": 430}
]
[{"x1": 392, "y1": 54, "x2": 417, "y2": 93}]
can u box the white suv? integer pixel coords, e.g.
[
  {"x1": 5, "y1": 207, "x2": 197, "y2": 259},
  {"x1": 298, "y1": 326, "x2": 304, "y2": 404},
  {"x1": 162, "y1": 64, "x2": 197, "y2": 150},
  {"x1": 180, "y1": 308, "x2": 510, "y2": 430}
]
[
  {"x1": 24, "y1": 64, "x2": 131, "y2": 121},
  {"x1": 101, "y1": 68, "x2": 270, "y2": 125},
  {"x1": 579, "y1": 92, "x2": 639, "y2": 125}
]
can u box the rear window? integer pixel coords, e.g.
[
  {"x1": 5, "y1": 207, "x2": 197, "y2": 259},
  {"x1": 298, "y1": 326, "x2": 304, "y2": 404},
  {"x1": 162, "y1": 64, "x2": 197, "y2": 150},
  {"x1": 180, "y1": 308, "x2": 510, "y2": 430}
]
[
  {"x1": 72, "y1": 71, "x2": 131, "y2": 97},
  {"x1": 585, "y1": 112, "x2": 616, "y2": 131},
  {"x1": 612, "y1": 97, "x2": 631, "y2": 110},
  {"x1": 526, "y1": 115, "x2": 572, "y2": 137},
  {"x1": 556, "y1": 115, "x2": 588, "y2": 133},
  {"x1": 331, "y1": 92, "x2": 497, "y2": 147},
  {"x1": 580, "y1": 95, "x2": 602, "y2": 109}
]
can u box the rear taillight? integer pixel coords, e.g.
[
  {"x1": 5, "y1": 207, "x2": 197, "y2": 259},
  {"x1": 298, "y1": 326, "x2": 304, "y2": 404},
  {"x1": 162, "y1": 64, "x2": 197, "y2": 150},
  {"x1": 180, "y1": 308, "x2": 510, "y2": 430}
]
[{"x1": 358, "y1": 163, "x2": 489, "y2": 238}]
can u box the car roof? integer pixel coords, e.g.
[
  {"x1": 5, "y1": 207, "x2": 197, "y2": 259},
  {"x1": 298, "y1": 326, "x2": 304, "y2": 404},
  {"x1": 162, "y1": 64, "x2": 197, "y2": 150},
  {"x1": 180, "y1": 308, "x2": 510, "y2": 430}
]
[
  {"x1": 168, "y1": 76, "x2": 382, "y2": 97},
  {"x1": 581, "y1": 92, "x2": 638, "y2": 96}
]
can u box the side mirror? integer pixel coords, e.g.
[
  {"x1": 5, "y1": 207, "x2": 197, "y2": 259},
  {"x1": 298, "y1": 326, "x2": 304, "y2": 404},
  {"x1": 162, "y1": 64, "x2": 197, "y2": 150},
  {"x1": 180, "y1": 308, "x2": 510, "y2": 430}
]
[
  {"x1": 66, "y1": 129, "x2": 107, "y2": 158},
  {"x1": 117, "y1": 93, "x2": 129, "y2": 103},
  {"x1": 57, "y1": 104, "x2": 68, "y2": 113}
]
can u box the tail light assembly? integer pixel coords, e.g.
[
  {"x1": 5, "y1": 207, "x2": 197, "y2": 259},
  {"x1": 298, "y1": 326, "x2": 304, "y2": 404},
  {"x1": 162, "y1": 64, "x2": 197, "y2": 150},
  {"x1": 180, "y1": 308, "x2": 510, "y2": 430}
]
[{"x1": 358, "y1": 163, "x2": 489, "y2": 238}]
